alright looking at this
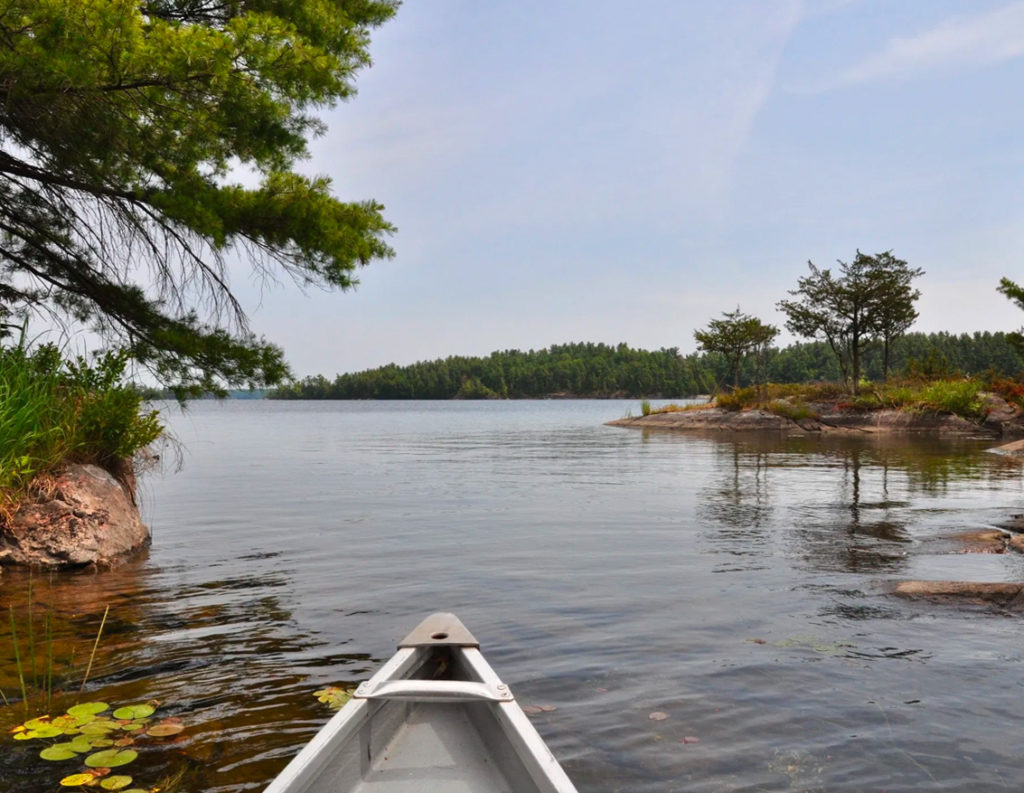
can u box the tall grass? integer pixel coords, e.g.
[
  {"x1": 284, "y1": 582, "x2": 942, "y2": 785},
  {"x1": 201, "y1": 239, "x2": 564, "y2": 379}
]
[
  {"x1": 5, "y1": 595, "x2": 110, "y2": 715},
  {"x1": 0, "y1": 343, "x2": 163, "y2": 511}
]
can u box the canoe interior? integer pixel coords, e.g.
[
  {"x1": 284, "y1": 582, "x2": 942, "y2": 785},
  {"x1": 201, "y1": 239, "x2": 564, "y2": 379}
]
[{"x1": 291, "y1": 646, "x2": 550, "y2": 793}]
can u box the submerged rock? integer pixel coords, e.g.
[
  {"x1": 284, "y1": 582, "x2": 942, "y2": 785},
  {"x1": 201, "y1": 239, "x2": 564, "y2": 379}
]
[
  {"x1": 988, "y1": 438, "x2": 1024, "y2": 456},
  {"x1": 0, "y1": 464, "x2": 149, "y2": 569},
  {"x1": 894, "y1": 581, "x2": 1024, "y2": 609}
]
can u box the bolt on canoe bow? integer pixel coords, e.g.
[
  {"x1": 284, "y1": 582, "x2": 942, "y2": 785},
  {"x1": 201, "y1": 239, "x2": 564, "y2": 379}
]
[{"x1": 264, "y1": 612, "x2": 579, "y2": 793}]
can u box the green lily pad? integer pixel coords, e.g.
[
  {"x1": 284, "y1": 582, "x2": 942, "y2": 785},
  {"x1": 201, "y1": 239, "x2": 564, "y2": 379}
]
[
  {"x1": 112, "y1": 704, "x2": 154, "y2": 720},
  {"x1": 48, "y1": 741, "x2": 88, "y2": 756},
  {"x1": 40, "y1": 745, "x2": 80, "y2": 761},
  {"x1": 12, "y1": 731, "x2": 33, "y2": 741},
  {"x1": 88, "y1": 737, "x2": 115, "y2": 748},
  {"x1": 70, "y1": 736, "x2": 96, "y2": 753},
  {"x1": 81, "y1": 720, "x2": 119, "y2": 735},
  {"x1": 85, "y1": 748, "x2": 137, "y2": 768},
  {"x1": 100, "y1": 775, "x2": 133, "y2": 790},
  {"x1": 24, "y1": 716, "x2": 53, "y2": 730},
  {"x1": 68, "y1": 702, "x2": 109, "y2": 719},
  {"x1": 60, "y1": 773, "x2": 97, "y2": 786},
  {"x1": 29, "y1": 724, "x2": 65, "y2": 738}
]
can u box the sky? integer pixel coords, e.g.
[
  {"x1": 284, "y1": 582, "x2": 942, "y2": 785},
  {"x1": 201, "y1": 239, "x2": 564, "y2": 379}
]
[{"x1": 230, "y1": 0, "x2": 1024, "y2": 377}]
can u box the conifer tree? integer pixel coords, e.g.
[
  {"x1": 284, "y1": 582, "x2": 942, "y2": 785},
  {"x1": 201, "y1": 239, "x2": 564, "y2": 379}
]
[{"x1": 0, "y1": 0, "x2": 398, "y2": 395}]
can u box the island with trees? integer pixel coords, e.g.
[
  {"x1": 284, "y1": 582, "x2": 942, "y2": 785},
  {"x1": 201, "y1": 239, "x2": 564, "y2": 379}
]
[
  {"x1": 613, "y1": 253, "x2": 1024, "y2": 441},
  {"x1": 269, "y1": 250, "x2": 1024, "y2": 442}
]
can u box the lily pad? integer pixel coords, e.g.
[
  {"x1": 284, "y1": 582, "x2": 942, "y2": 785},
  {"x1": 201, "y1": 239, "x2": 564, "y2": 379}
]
[
  {"x1": 112, "y1": 704, "x2": 154, "y2": 720},
  {"x1": 146, "y1": 722, "x2": 184, "y2": 737},
  {"x1": 70, "y1": 736, "x2": 96, "y2": 753},
  {"x1": 84, "y1": 749, "x2": 137, "y2": 768},
  {"x1": 314, "y1": 686, "x2": 352, "y2": 710},
  {"x1": 29, "y1": 724, "x2": 65, "y2": 738},
  {"x1": 68, "y1": 702, "x2": 109, "y2": 719},
  {"x1": 49, "y1": 741, "x2": 88, "y2": 755},
  {"x1": 12, "y1": 731, "x2": 34, "y2": 741},
  {"x1": 60, "y1": 773, "x2": 97, "y2": 786},
  {"x1": 100, "y1": 775, "x2": 133, "y2": 790},
  {"x1": 81, "y1": 720, "x2": 119, "y2": 735},
  {"x1": 24, "y1": 716, "x2": 53, "y2": 730},
  {"x1": 40, "y1": 745, "x2": 80, "y2": 761}
]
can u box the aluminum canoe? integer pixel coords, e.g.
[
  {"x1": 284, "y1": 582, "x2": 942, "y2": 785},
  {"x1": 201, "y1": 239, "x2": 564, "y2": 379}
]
[{"x1": 264, "y1": 612, "x2": 579, "y2": 793}]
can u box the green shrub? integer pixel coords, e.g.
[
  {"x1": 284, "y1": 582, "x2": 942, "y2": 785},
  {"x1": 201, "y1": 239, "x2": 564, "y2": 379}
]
[
  {"x1": 0, "y1": 344, "x2": 163, "y2": 509},
  {"x1": 640, "y1": 399, "x2": 652, "y2": 416},
  {"x1": 849, "y1": 392, "x2": 882, "y2": 410},
  {"x1": 918, "y1": 379, "x2": 983, "y2": 418},
  {"x1": 878, "y1": 385, "x2": 916, "y2": 408},
  {"x1": 716, "y1": 386, "x2": 758, "y2": 411},
  {"x1": 797, "y1": 382, "x2": 847, "y2": 401},
  {"x1": 766, "y1": 399, "x2": 818, "y2": 421}
]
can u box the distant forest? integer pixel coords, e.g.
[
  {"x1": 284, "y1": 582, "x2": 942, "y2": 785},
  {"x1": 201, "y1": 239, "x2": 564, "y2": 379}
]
[{"x1": 267, "y1": 332, "x2": 1024, "y2": 400}]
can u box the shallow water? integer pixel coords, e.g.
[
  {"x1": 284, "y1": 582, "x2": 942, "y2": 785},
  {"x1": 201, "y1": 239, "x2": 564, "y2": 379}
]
[{"x1": 2, "y1": 400, "x2": 1023, "y2": 792}]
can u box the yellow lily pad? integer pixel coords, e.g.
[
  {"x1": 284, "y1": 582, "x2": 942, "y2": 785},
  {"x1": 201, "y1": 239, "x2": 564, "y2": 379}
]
[{"x1": 60, "y1": 773, "x2": 96, "y2": 786}]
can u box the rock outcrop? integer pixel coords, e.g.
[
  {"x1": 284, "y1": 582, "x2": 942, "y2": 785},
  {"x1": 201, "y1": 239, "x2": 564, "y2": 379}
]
[
  {"x1": 607, "y1": 405, "x2": 994, "y2": 436},
  {"x1": 0, "y1": 464, "x2": 149, "y2": 569}
]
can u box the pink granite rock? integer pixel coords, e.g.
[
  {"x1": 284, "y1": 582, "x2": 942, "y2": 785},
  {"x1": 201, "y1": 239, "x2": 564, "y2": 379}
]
[{"x1": 0, "y1": 464, "x2": 149, "y2": 569}]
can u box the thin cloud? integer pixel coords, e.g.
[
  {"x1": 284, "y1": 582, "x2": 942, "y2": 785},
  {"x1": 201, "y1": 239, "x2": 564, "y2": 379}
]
[{"x1": 821, "y1": 1, "x2": 1024, "y2": 89}]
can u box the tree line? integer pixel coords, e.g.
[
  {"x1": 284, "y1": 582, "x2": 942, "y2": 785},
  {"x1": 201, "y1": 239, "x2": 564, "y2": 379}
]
[{"x1": 267, "y1": 332, "x2": 1024, "y2": 400}]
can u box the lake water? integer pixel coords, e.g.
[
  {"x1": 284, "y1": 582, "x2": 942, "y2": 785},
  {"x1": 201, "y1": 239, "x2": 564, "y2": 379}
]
[{"x1": 2, "y1": 399, "x2": 1024, "y2": 792}]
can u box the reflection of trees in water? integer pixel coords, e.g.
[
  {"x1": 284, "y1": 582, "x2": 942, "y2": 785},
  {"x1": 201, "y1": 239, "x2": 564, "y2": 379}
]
[
  {"x1": 792, "y1": 446, "x2": 912, "y2": 575},
  {"x1": 694, "y1": 433, "x2": 1013, "y2": 576},
  {"x1": 898, "y1": 440, "x2": 1023, "y2": 494},
  {"x1": 697, "y1": 441, "x2": 774, "y2": 566},
  {"x1": 0, "y1": 563, "x2": 374, "y2": 793}
]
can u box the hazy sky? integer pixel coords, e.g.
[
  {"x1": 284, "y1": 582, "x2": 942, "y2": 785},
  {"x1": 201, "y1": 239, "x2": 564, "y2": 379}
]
[{"x1": 231, "y1": 0, "x2": 1024, "y2": 377}]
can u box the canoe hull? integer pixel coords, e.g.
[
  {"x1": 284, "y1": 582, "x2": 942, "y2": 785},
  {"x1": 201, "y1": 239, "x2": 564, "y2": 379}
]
[{"x1": 264, "y1": 614, "x2": 578, "y2": 793}]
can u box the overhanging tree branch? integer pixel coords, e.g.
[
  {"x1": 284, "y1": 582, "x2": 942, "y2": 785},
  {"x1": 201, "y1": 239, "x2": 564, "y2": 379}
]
[{"x1": 0, "y1": 0, "x2": 399, "y2": 390}]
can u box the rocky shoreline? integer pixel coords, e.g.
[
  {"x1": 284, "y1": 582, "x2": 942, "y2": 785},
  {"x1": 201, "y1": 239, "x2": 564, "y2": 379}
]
[{"x1": 607, "y1": 394, "x2": 1024, "y2": 445}]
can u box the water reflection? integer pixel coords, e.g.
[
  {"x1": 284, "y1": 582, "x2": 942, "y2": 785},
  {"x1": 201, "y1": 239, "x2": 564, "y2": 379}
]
[
  {"x1": 692, "y1": 432, "x2": 1018, "y2": 577},
  {"x1": 793, "y1": 446, "x2": 913, "y2": 575},
  {"x1": 0, "y1": 564, "x2": 377, "y2": 793},
  {"x1": 696, "y1": 443, "x2": 773, "y2": 573}
]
